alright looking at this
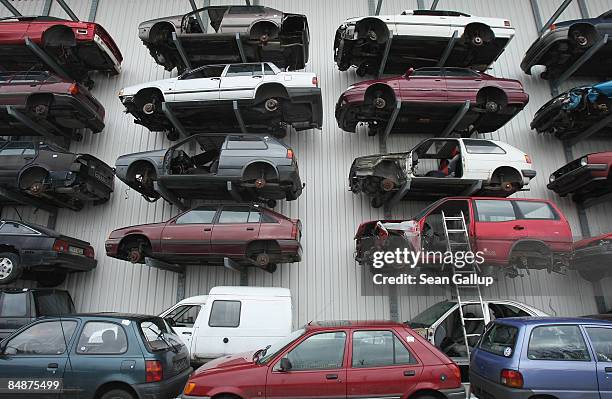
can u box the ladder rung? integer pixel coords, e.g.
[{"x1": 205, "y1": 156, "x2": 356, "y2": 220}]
[
  {"x1": 449, "y1": 242, "x2": 469, "y2": 245},
  {"x1": 463, "y1": 317, "x2": 485, "y2": 321},
  {"x1": 465, "y1": 334, "x2": 482, "y2": 337},
  {"x1": 446, "y1": 229, "x2": 467, "y2": 233},
  {"x1": 444, "y1": 216, "x2": 465, "y2": 221}
]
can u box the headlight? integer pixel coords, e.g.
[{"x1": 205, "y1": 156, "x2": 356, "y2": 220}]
[
  {"x1": 580, "y1": 156, "x2": 588, "y2": 166},
  {"x1": 549, "y1": 174, "x2": 556, "y2": 183},
  {"x1": 118, "y1": 89, "x2": 124, "y2": 97}
]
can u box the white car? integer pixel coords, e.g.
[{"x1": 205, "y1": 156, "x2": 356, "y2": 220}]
[
  {"x1": 334, "y1": 9, "x2": 515, "y2": 75},
  {"x1": 118, "y1": 62, "x2": 322, "y2": 138},
  {"x1": 350, "y1": 138, "x2": 536, "y2": 207}
]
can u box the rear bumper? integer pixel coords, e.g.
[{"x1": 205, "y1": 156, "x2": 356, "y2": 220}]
[
  {"x1": 52, "y1": 93, "x2": 105, "y2": 133},
  {"x1": 470, "y1": 370, "x2": 533, "y2": 399},
  {"x1": 547, "y1": 163, "x2": 608, "y2": 195},
  {"x1": 440, "y1": 387, "x2": 466, "y2": 399},
  {"x1": 133, "y1": 366, "x2": 192, "y2": 399},
  {"x1": 276, "y1": 239, "x2": 302, "y2": 262},
  {"x1": 286, "y1": 87, "x2": 323, "y2": 129},
  {"x1": 20, "y1": 250, "x2": 97, "y2": 272},
  {"x1": 521, "y1": 28, "x2": 569, "y2": 73}
]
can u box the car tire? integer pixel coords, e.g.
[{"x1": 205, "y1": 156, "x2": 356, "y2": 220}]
[
  {"x1": 0, "y1": 253, "x2": 22, "y2": 285},
  {"x1": 100, "y1": 389, "x2": 135, "y2": 399},
  {"x1": 36, "y1": 271, "x2": 68, "y2": 287}
]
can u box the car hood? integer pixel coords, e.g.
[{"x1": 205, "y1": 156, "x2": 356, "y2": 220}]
[
  {"x1": 138, "y1": 15, "x2": 183, "y2": 30},
  {"x1": 115, "y1": 149, "x2": 167, "y2": 166},
  {"x1": 193, "y1": 351, "x2": 257, "y2": 376}
]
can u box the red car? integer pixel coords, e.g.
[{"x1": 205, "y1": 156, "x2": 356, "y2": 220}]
[
  {"x1": 548, "y1": 151, "x2": 612, "y2": 203},
  {"x1": 0, "y1": 16, "x2": 122, "y2": 85},
  {"x1": 105, "y1": 204, "x2": 301, "y2": 273},
  {"x1": 336, "y1": 67, "x2": 528, "y2": 136},
  {"x1": 572, "y1": 232, "x2": 612, "y2": 281},
  {"x1": 355, "y1": 197, "x2": 572, "y2": 275},
  {"x1": 181, "y1": 320, "x2": 465, "y2": 399}
]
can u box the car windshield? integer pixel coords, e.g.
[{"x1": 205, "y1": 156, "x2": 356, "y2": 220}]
[
  {"x1": 257, "y1": 328, "x2": 306, "y2": 364},
  {"x1": 406, "y1": 301, "x2": 456, "y2": 328},
  {"x1": 411, "y1": 199, "x2": 444, "y2": 221}
]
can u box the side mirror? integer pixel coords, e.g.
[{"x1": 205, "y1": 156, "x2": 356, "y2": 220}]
[
  {"x1": 279, "y1": 357, "x2": 292, "y2": 371},
  {"x1": 405, "y1": 67, "x2": 414, "y2": 78}
]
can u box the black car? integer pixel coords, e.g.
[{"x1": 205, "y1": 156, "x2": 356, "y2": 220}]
[
  {"x1": 0, "y1": 313, "x2": 192, "y2": 399},
  {"x1": 0, "y1": 219, "x2": 97, "y2": 286},
  {"x1": 521, "y1": 10, "x2": 612, "y2": 79},
  {"x1": 115, "y1": 133, "x2": 303, "y2": 207},
  {"x1": 0, "y1": 288, "x2": 75, "y2": 340},
  {"x1": 0, "y1": 140, "x2": 114, "y2": 210}
]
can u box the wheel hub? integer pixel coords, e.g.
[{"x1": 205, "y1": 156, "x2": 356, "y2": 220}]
[
  {"x1": 255, "y1": 253, "x2": 270, "y2": 267},
  {"x1": 33, "y1": 104, "x2": 48, "y2": 115},
  {"x1": 255, "y1": 178, "x2": 267, "y2": 189},
  {"x1": 373, "y1": 97, "x2": 386, "y2": 109},
  {"x1": 472, "y1": 35, "x2": 483, "y2": 46},
  {"x1": 0, "y1": 258, "x2": 13, "y2": 280},
  {"x1": 381, "y1": 178, "x2": 395, "y2": 192},
  {"x1": 265, "y1": 98, "x2": 279, "y2": 112},
  {"x1": 486, "y1": 100, "x2": 499, "y2": 113},
  {"x1": 502, "y1": 182, "x2": 514, "y2": 192},
  {"x1": 128, "y1": 248, "x2": 142, "y2": 263},
  {"x1": 576, "y1": 35, "x2": 588, "y2": 46},
  {"x1": 142, "y1": 103, "x2": 156, "y2": 115},
  {"x1": 367, "y1": 30, "x2": 378, "y2": 41},
  {"x1": 260, "y1": 34, "x2": 269, "y2": 44},
  {"x1": 29, "y1": 182, "x2": 44, "y2": 196}
]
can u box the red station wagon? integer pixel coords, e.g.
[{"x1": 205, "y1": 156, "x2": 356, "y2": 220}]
[
  {"x1": 105, "y1": 204, "x2": 301, "y2": 273},
  {"x1": 355, "y1": 197, "x2": 573, "y2": 275},
  {"x1": 180, "y1": 321, "x2": 465, "y2": 399}
]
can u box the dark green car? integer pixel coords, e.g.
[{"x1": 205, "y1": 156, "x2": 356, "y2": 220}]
[{"x1": 0, "y1": 313, "x2": 192, "y2": 399}]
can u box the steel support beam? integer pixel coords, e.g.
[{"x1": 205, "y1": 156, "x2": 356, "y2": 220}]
[
  {"x1": 0, "y1": 187, "x2": 55, "y2": 213},
  {"x1": 25, "y1": 37, "x2": 72, "y2": 81},
  {"x1": 43, "y1": 0, "x2": 53, "y2": 16},
  {"x1": 176, "y1": 270, "x2": 186, "y2": 302},
  {"x1": 417, "y1": 0, "x2": 426, "y2": 10},
  {"x1": 54, "y1": 0, "x2": 80, "y2": 21},
  {"x1": 440, "y1": 100, "x2": 470, "y2": 137},
  {"x1": 375, "y1": 0, "x2": 383, "y2": 16},
  {"x1": 161, "y1": 102, "x2": 189, "y2": 139},
  {"x1": 368, "y1": 0, "x2": 376, "y2": 15},
  {"x1": 567, "y1": 111, "x2": 612, "y2": 146},
  {"x1": 6, "y1": 106, "x2": 66, "y2": 144},
  {"x1": 540, "y1": 0, "x2": 573, "y2": 34},
  {"x1": 377, "y1": 31, "x2": 393, "y2": 77},
  {"x1": 581, "y1": 192, "x2": 612, "y2": 210},
  {"x1": 378, "y1": 100, "x2": 401, "y2": 153},
  {"x1": 431, "y1": 0, "x2": 440, "y2": 10},
  {"x1": 188, "y1": 0, "x2": 206, "y2": 35},
  {"x1": 153, "y1": 181, "x2": 189, "y2": 211},
  {"x1": 88, "y1": 0, "x2": 100, "y2": 22},
  {"x1": 145, "y1": 257, "x2": 185, "y2": 273},
  {"x1": 383, "y1": 180, "x2": 412, "y2": 212},
  {"x1": 0, "y1": 0, "x2": 22, "y2": 16},
  {"x1": 172, "y1": 32, "x2": 192, "y2": 71},
  {"x1": 232, "y1": 101, "x2": 248, "y2": 134},
  {"x1": 529, "y1": 0, "x2": 544, "y2": 30},
  {"x1": 577, "y1": 0, "x2": 589, "y2": 18},
  {"x1": 235, "y1": 32, "x2": 247, "y2": 63},
  {"x1": 437, "y1": 30, "x2": 459, "y2": 67}
]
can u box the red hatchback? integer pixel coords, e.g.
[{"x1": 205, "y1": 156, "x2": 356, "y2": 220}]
[{"x1": 181, "y1": 320, "x2": 464, "y2": 399}]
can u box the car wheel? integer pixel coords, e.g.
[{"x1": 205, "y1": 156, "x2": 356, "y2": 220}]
[
  {"x1": 265, "y1": 98, "x2": 280, "y2": 112},
  {"x1": 265, "y1": 263, "x2": 278, "y2": 273},
  {"x1": 134, "y1": 165, "x2": 157, "y2": 197},
  {"x1": 0, "y1": 253, "x2": 22, "y2": 285},
  {"x1": 571, "y1": 29, "x2": 591, "y2": 48},
  {"x1": 471, "y1": 33, "x2": 484, "y2": 47},
  {"x1": 254, "y1": 252, "x2": 270, "y2": 267},
  {"x1": 36, "y1": 271, "x2": 68, "y2": 287},
  {"x1": 166, "y1": 129, "x2": 179, "y2": 141},
  {"x1": 338, "y1": 62, "x2": 350, "y2": 71},
  {"x1": 100, "y1": 389, "x2": 135, "y2": 399},
  {"x1": 127, "y1": 247, "x2": 145, "y2": 264},
  {"x1": 485, "y1": 99, "x2": 500, "y2": 113}
]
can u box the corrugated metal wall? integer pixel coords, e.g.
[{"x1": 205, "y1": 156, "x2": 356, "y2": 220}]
[{"x1": 1, "y1": 0, "x2": 610, "y2": 325}]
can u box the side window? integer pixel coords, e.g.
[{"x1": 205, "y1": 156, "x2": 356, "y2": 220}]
[
  {"x1": 585, "y1": 328, "x2": 612, "y2": 362},
  {"x1": 528, "y1": 325, "x2": 590, "y2": 361},
  {"x1": 480, "y1": 323, "x2": 519, "y2": 357},
  {"x1": 218, "y1": 206, "x2": 250, "y2": 223},
  {"x1": 165, "y1": 305, "x2": 201, "y2": 327},
  {"x1": 226, "y1": 136, "x2": 267, "y2": 150},
  {"x1": 4, "y1": 321, "x2": 77, "y2": 355},
  {"x1": 283, "y1": 331, "x2": 346, "y2": 370},
  {"x1": 0, "y1": 292, "x2": 28, "y2": 317},
  {"x1": 463, "y1": 140, "x2": 506, "y2": 154},
  {"x1": 489, "y1": 304, "x2": 530, "y2": 320},
  {"x1": 444, "y1": 68, "x2": 480, "y2": 77},
  {"x1": 225, "y1": 63, "x2": 262, "y2": 77},
  {"x1": 247, "y1": 209, "x2": 261, "y2": 223},
  {"x1": 0, "y1": 142, "x2": 32, "y2": 156},
  {"x1": 412, "y1": 68, "x2": 442, "y2": 77},
  {"x1": 208, "y1": 300, "x2": 241, "y2": 327},
  {"x1": 352, "y1": 330, "x2": 417, "y2": 367},
  {"x1": 515, "y1": 202, "x2": 557, "y2": 220},
  {"x1": 175, "y1": 207, "x2": 217, "y2": 224},
  {"x1": 181, "y1": 65, "x2": 224, "y2": 80},
  {"x1": 475, "y1": 200, "x2": 516, "y2": 222},
  {"x1": 0, "y1": 222, "x2": 39, "y2": 235},
  {"x1": 264, "y1": 63, "x2": 275, "y2": 75},
  {"x1": 76, "y1": 322, "x2": 128, "y2": 354}
]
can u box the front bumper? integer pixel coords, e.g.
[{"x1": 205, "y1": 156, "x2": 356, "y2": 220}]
[
  {"x1": 133, "y1": 366, "x2": 192, "y2": 399},
  {"x1": 93, "y1": 33, "x2": 122, "y2": 74},
  {"x1": 470, "y1": 370, "x2": 533, "y2": 399},
  {"x1": 547, "y1": 163, "x2": 608, "y2": 195},
  {"x1": 105, "y1": 238, "x2": 121, "y2": 258},
  {"x1": 521, "y1": 28, "x2": 569, "y2": 73},
  {"x1": 286, "y1": 87, "x2": 323, "y2": 129},
  {"x1": 20, "y1": 250, "x2": 97, "y2": 272}
]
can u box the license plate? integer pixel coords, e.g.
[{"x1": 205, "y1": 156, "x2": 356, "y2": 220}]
[{"x1": 68, "y1": 246, "x2": 84, "y2": 256}]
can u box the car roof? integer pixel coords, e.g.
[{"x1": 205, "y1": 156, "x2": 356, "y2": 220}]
[
  {"x1": 307, "y1": 320, "x2": 404, "y2": 330},
  {"x1": 0, "y1": 288, "x2": 69, "y2": 293},
  {"x1": 495, "y1": 316, "x2": 612, "y2": 327},
  {"x1": 58, "y1": 312, "x2": 159, "y2": 321},
  {"x1": 210, "y1": 286, "x2": 291, "y2": 297}
]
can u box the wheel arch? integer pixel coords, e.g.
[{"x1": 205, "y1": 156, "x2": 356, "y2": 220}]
[
  {"x1": 355, "y1": 17, "x2": 390, "y2": 43},
  {"x1": 463, "y1": 22, "x2": 495, "y2": 39},
  {"x1": 149, "y1": 21, "x2": 176, "y2": 44},
  {"x1": 490, "y1": 166, "x2": 522, "y2": 183},
  {"x1": 255, "y1": 83, "x2": 289, "y2": 100},
  {"x1": 135, "y1": 87, "x2": 165, "y2": 104},
  {"x1": 509, "y1": 239, "x2": 552, "y2": 256},
  {"x1": 240, "y1": 160, "x2": 280, "y2": 180},
  {"x1": 126, "y1": 159, "x2": 158, "y2": 181},
  {"x1": 93, "y1": 381, "x2": 139, "y2": 399},
  {"x1": 568, "y1": 22, "x2": 597, "y2": 36},
  {"x1": 18, "y1": 166, "x2": 50, "y2": 190},
  {"x1": 118, "y1": 234, "x2": 152, "y2": 255},
  {"x1": 364, "y1": 83, "x2": 397, "y2": 107},
  {"x1": 249, "y1": 19, "x2": 281, "y2": 40},
  {"x1": 407, "y1": 388, "x2": 446, "y2": 399},
  {"x1": 42, "y1": 24, "x2": 76, "y2": 47},
  {"x1": 476, "y1": 86, "x2": 508, "y2": 106},
  {"x1": 0, "y1": 245, "x2": 20, "y2": 256}
]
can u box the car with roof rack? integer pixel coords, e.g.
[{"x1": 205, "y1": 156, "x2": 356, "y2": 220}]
[
  {"x1": 334, "y1": 9, "x2": 514, "y2": 76},
  {"x1": 138, "y1": 5, "x2": 309, "y2": 73}
]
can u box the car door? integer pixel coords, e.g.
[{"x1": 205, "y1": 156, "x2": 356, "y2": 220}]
[
  {"x1": 472, "y1": 199, "x2": 526, "y2": 265},
  {"x1": 444, "y1": 68, "x2": 482, "y2": 104},
  {"x1": 584, "y1": 326, "x2": 612, "y2": 398},
  {"x1": 63, "y1": 320, "x2": 141, "y2": 399},
  {"x1": 266, "y1": 330, "x2": 348, "y2": 399},
  {"x1": 347, "y1": 329, "x2": 422, "y2": 399},
  {"x1": 512, "y1": 201, "x2": 572, "y2": 252},
  {"x1": 210, "y1": 206, "x2": 261, "y2": 257},
  {"x1": 0, "y1": 319, "x2": 78, "y2": 399},
  {"x1": 394, "y1": 11, "x2": 450, "y2": 38},
  {"x1": 520, "y1": 324, "x2": 598, "y2": 397},
  {"x1": 219, "y1": 63, "x2": 263, "y2": 100},
  {"x1": 160, "y1": 206, "x2": 218, "y2": 256},
  {"x1": 171, "y1": 65, "x2": 225, "y2": 102},
  {"x1": 400, "y1": 68, "x2": 447, "y2": 103},
  {"x1": 0, "y1": 141, "x2": 36, "y2": 186},
  {"x1": 192, "y1": 299, "x2": 242, "y2": 358},
  {"x1": 219, "y1": 6, "x2": 267, "y2": 33},
  {"x1": 163, "y1": 304, "x2": 202, "y2": 348}
]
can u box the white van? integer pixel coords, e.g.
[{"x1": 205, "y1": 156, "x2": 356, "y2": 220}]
[{"x1": 159, "y1": 286, "x2": 292, "y2": 363}]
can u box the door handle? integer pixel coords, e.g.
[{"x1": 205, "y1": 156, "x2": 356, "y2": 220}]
[
  {"x1": 404, "y1": 370, "x2": 416, "y2": 377},
  {"x1": 47, "y1": 363, "x2": 58, "y2": 369},
  {"x1": 204, "y1": 228, "x2": 212, "y2": 231},
  {"x1": 326, "y1": 374, "x2": 338, "y2": 380},
  {"x1": 605, "y1": 367, "x2": 612, "y2": 373},
  {"x1": 246, "y1": 227, "x2": 254, "y2": 231},
  {"x1": 182, "y1": 331, "x2": 192, "y2": 335},
  {"x1": 210, "y1": 77, "x2": 220, "y2": 80},
  {"x1": 252, "y1": 75, "x2": 262, "y2": 78},
  {"x1": 513, "y1": 225, "x2": 525, "y2": 230}
]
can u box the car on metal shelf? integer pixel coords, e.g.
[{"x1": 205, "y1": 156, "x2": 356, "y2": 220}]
[
  {"x1": 119, "y1": 62, "x2": 321, "y2": 139},
  {"x1": 0, "y1": 220, "x2": 96, "y2": 286},
  {"x1": 349, "y1": 138, "x2": 536, "y2": 207},
  {"x1": 114, "y1": 133, "x2": 302, "y2": 207},
  {"x1": 138, "y1": 5, "x2": 309, "y2": 73},
  {"x1": 105, "y1": 204, "x2": 301, "y2": 273},
  {"x1": 548, "y1": 152, "x2": 612, "y2": 203},
  {"x1": 0, "y1": 15, "x2": 122, "y2": 87},
  {"x1": 521, "y1": 10, "x2": 612, "y2": 80},
  {"x1": 572, "y1": 233, "x2": 612, "y2": 282},
  {"x1": 334, "y1": 10, "x2": 514, "y2": 76},
  {"x1": 0, "y1": 141, "x2": 114, "y2": 211},
  {"x1": 0, "y1": 71, "x2": 105, "y2": 141},
  {"x1": 354, "y1": 197, "x2": 573, "y2": 276},
  {"x1": 335, "y1": 67, "x2": 528, "y2": 137},
  {"x1": 531, "y1": 81, "x2": 612, "y2": 139}
]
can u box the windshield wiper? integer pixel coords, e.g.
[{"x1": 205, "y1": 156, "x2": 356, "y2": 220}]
[{"x1": 146, "y1": 326, "x2": 179, "y2": 353}]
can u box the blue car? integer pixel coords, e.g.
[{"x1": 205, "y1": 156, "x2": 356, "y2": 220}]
[
  {"x1": 531, "y1": 80, "x2": 612, "y2": 139},
  {"x1": 470, "y1": 317, "x2": 612, "y2": 399},
  {"x1": 0, "y1": 313, "x2": 192, "y2": 399}
]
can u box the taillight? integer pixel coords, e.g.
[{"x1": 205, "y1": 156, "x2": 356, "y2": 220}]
[
  {"x1": 52, "y1": 239, "x2": 70, "y2": 253},
  {"x1": 549, "y1": 23, "x2": 556, "y2": 31},
  {"x1": 145, "y1": 360, "x2": 163, "y2": 383},
  {"x1": 291, "y1": 222, "x2": 299, "y2": 239},
  {"x1": 449, "y1": 363, "x2": 461, "y2": 382},
  {"x1": 84, "y1": 246, "x2": 95, "y2": 259},
  {"x1": 312, "y1": 76, "x2": 318, "y2": 87},
  {"x1": 68, "y1": 83, "x2": 79, "y2": 95},
  {"x1": 377, "y1": 227, "x2": 389, "y2": 241},
  {"x1": 504, "y1": 20, "x2": 511, "y2": 27},
  {"x1": 287, "y1": 148, "x2": 294, "y2": 159},
  {"x1": 501, "y1": 369, "x2": 523, "y2": 389},
  {"x1": 525, "y1": 154, "x2": 532, "y2": 164}
]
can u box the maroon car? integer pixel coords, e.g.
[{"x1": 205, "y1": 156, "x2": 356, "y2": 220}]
[
  {"x1": 105, "y1": 204, "x2": 301, "y2": 272},
  {"x1": 336, "y1": 67, "x2": 528, "y2": 136},
  {"x1": 0, "y1": 71, "x2": 105, "y2": 140},
  {"x1": 572, "y1": 232, "x2": 612, "y2": 281},
  {"x1": 548, "y1": 152, "x2": 612, "y2": 203}
]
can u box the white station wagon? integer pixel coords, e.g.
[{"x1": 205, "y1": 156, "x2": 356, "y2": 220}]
[
  {"x1": 334, "y1": 9, "x2": 515, "y2": 75},
  {"x1": 350, "y1": 138, "x2": 536, "y2": 207},
  {"x1": 118, "y1": 62, "x2": 322, "y2": 138}
]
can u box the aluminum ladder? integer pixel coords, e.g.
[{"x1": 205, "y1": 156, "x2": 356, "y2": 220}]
[{"x1": 441, "y1": 210, "x2": 486, "y2": 362}]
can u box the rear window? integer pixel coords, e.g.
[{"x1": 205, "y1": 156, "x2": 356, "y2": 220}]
[
  {"x1": 528, "y1": 325, "x2": 590, "y2": 361},
  {"x1": 515, "y1": 202, "x2": 558, "y2": 220},
  {"x1": 464, "y1": 140, "x2": 506, "y2": 154},
  {"x1": 0, "y1": 292, "x2": 27, "y2": 317},
  {"x1": 33, "y1": 291, "x2": 75, "y2": 316},
  {"x1": 139, "y1": 318, "x2": 182, "y2": 352},
  {"x1": 479, "y1": 323, "x2": 519, "y2": 357}
]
